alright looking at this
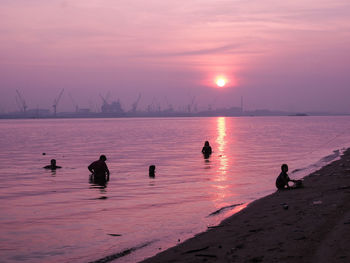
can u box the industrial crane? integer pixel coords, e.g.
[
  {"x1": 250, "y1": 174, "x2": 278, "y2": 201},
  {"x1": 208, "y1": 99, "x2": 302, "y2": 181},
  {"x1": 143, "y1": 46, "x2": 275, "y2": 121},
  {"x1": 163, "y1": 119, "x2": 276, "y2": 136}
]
[
  {"x1": 53, "y1": 89, "x2": 64, "y2": 116},
  {"x1": 164, "y1": 96, "x2": 173, "y2": 112},
  {"x1": 99, "y1": 94, "x2": 108, "y2": 106},
  {"x1": 99, "y1": 92, "x2": 111, "y2": 106},
  {"x1": 15, "y1": 90, "x2": 27, "y2": 113},
  {"x1": 131, "y1": 94, "x2": 141, "y2": 113},
  {"x1": 187, "y1": 95, "x2": 196, "y2": 113},
  {"x1": 69, "y1": 93, "x2": 79, "y2": 112}
]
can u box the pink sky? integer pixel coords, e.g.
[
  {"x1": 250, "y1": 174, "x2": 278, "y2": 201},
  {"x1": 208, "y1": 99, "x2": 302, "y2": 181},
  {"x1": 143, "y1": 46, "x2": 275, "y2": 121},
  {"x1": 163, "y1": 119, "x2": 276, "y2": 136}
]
[{"x1": 1, "y1": 0, "x2": 350, "y2": 113}]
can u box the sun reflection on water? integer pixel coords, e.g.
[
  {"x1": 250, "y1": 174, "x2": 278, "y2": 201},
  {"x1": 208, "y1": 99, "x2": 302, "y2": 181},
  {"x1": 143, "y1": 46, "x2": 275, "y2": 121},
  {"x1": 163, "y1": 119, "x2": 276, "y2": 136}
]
[
  {"x1": 212, "y1": 117, "x2": 230, "y2": 206},
  {"x1": 216, "y1": 117, "x2": 228, "y2": 175}
]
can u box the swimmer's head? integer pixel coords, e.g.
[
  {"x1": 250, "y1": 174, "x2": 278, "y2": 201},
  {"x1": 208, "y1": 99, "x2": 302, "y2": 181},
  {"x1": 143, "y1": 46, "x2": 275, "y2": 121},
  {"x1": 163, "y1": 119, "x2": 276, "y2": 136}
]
[
  {"x1": 149, "y1": 165, "x2": 156, "y2": 177},
  {"x1": 149, "y1": 165, "x2": 155, "y2": 172},
  {"x1": 50, "y1": 159, "x2": 56, "y2": 165},
  {"x1": 281, "y1": 164, "x2": 288, "y2": 172},
  {"x1": 99, "y1": 155, "x2": 107, "y2": 161},
  {"x1": 204, "y1": 141, "x2": 210, "y2": 147}
]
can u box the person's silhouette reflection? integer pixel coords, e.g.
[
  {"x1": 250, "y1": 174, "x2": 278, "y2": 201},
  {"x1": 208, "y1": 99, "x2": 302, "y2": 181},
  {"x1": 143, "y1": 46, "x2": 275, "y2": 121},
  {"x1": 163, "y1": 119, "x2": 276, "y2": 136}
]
[{"x1": 201, "y1": 141, "x2": 212, "y2": 159}]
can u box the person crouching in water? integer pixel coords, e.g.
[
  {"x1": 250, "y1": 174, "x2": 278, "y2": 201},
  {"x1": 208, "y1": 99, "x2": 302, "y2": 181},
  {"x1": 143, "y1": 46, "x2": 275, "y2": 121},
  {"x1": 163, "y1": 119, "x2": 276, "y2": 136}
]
[
  {"x1": 88, "y1": 155, "x2": 110, "y2": 181},
  {"x1": 276, "y1": 164, "x2": 298, "y2": 190},
  {"x1": 202, "y1": 141, "x2": 212, "y2": 159}
]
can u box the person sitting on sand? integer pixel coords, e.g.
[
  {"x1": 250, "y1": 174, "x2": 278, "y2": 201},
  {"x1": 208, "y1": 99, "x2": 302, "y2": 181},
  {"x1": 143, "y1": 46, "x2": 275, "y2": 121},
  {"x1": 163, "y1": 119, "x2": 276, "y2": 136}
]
[
  {"x1": 276, "y1": 164, "x2": 297, "y2": 190},
  {"x1": 88, "y1": 155, "x2": 110, "y2": 181},
  {"x1": 202, "y1": 141, "x2": 212, "y2": 159},
  {"x1": 43, "y1": 159, "x2": 62, "y2": 170}
]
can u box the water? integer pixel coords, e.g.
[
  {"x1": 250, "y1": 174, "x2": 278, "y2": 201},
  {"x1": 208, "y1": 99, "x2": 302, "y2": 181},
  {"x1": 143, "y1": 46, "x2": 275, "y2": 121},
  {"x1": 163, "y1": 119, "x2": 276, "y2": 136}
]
[{"x1": 0, "y1": 116, "x2": 349, "y2": 262}]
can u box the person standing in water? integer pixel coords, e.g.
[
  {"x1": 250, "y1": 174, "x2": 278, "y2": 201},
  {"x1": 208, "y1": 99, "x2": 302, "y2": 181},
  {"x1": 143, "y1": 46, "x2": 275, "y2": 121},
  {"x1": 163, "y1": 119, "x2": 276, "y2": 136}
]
[
  {"x1": 201, "y1": 141, "x2": 212, "y2": 159},
  {"x1": 149, "y1": 165, "x2": 156, "y2": 178},
  {"x1": 88, "y1": 155, "x2": 110, "y2": 181},
  {"x1": 44, "y1": 159, "x2": 62, "y2": 170}
]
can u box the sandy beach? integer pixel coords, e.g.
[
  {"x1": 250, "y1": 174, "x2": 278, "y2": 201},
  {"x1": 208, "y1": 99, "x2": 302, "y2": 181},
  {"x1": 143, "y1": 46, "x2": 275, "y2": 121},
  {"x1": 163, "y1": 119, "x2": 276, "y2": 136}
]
[{"x1": 142, "y1": 149, "x2": 350, "y2": 263}]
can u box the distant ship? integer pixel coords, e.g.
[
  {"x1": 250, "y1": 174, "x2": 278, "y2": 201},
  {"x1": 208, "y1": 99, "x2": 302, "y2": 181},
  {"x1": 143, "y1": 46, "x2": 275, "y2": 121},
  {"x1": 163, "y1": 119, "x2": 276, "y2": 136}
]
[{"x1": 289, "y1": 113, "x2": 308, "y2": 116}]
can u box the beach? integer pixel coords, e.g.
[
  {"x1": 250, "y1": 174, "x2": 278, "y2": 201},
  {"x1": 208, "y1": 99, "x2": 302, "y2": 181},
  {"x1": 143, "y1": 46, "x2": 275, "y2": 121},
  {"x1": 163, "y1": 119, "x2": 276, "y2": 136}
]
[{"x1": 142, "y1": 149, "x2": 350, "y2": 263}]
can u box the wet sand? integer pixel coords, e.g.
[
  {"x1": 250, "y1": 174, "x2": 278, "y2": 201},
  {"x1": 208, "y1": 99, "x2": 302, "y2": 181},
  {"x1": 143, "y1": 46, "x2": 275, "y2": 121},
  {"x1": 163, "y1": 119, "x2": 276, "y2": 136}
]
[{"x1": 142, "y1": 149, "x2": 350, "y2": 263}]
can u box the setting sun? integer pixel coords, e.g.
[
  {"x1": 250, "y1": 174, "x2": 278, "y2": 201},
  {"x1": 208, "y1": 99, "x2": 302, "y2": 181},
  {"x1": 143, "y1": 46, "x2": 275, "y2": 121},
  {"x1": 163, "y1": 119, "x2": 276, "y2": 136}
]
[{"x1": 216, "y1": 77, "x2": 226, "y2": 88}]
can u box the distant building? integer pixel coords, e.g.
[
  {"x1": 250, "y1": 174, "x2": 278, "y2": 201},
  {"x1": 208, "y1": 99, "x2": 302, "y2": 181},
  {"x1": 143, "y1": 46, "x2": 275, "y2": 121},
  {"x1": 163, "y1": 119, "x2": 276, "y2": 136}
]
[
  {"x1": 77, "y1": 108, "x2": 90, "y2": 113},
  {"x1": 101, "y1": 101, "x2": 124, "y2": 114},
  {"x1": 197, "y1": 106, "x2": 243, "y2": 117},
  {"x1": 27, "y1": 108, "x2": 51, "y2": 117}
]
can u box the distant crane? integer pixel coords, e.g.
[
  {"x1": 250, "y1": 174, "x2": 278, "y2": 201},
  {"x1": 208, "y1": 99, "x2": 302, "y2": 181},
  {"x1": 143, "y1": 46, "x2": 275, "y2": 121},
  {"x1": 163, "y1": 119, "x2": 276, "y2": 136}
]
[
  {"x1": 15, "y1": 90, "x2": 27, "y2": 113},
  {"x1": 99, "y1": 93, "x2": 110, "y2": 113},
  {"x1": 147, "y1": 97, "x2": 157, "y2": 112},
  {"x1": 187, "y1": 96, "x2": 196, "y2": 113},
  {"x1": 99, "y1": 94, "x2": 107, "y2": 105},
  {"x1": 53, "y1": 89, "x2": 64, "y2": 116},
  {"x1": 131, "y1": 94, "x2": 141, "y2": 113},
  {"x1": 69, "y1": 93, "x2": 79, "y2": 112},
  {"x1": 164, "y1": 96, "x2": 173, "y2": 112},
  {"x1": 208, "y1": 96, "x2": 217, "y2": 111},
  {"x1": 99, "y1": 92, "x2": 111, "y2": 106}
]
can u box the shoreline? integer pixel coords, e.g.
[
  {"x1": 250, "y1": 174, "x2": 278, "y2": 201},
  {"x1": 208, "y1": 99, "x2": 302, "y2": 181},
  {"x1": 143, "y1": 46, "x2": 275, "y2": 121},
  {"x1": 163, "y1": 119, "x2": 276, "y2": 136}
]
[
  {"x1": 141, "y1": 149, "x2": 350, "y2": 262},
  {"x1": 1, "y1": 114, "x2": 349, "y2": 121}
]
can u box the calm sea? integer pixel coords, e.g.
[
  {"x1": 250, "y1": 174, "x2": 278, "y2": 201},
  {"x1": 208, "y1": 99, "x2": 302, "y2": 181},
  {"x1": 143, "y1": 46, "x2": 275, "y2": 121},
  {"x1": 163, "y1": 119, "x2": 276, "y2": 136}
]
[{"x1": 1, "y1": 116, "x2": 349, "y2": 262}]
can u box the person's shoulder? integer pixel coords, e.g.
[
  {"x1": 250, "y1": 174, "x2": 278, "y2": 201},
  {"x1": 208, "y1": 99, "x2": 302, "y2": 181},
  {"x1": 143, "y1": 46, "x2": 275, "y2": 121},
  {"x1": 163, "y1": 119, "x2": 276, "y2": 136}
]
[{"x1": 280, "y1": 172, "x2": 289, "y2": 179}]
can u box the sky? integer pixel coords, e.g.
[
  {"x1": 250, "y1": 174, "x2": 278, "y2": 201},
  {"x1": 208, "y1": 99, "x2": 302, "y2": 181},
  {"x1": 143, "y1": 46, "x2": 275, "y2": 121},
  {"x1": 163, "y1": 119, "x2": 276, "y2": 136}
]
[{"x1": 0, "y1": 0, "x2": 350, "y2": 113}]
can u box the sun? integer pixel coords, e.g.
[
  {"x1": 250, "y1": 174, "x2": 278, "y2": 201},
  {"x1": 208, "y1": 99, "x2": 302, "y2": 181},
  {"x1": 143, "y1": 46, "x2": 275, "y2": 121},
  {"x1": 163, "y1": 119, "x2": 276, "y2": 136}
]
[{"x1": 216, "y1": 77, "x2": 226, "y2": 88}]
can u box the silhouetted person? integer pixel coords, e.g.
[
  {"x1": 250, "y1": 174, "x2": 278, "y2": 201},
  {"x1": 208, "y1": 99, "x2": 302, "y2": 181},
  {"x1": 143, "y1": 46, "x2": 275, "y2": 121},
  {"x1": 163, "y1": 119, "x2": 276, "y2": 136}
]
[
  {"x1": 202, "y1": 141, "x2": 212, "y2": 159},
  {"x1": 89, "y1": 174, "x2": 108, "y2": 188},
  {"x1": 149, "y1": 165, "x2": 155, "y2": 178},
  {"x1": 276, "y1": 164, "x2": 297, "y2": 190},
  {"x1": 88, "y1": 155, "x2": 110, "y2": 181},
  {"x1": 44, "y1": 159, "x2": 62, "y2": 170}
]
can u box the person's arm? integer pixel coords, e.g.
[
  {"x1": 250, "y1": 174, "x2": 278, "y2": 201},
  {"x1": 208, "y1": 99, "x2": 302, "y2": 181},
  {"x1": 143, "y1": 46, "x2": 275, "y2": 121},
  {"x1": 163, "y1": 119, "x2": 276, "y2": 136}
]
[
  {"x1": 88, "y1": 163, "x2": 94, "y2": 173},
  {"x1": 284, "y1": 174, "x2": 291, "y2": 188},
  {"x1": 288, "y1": 174, "x2": 296, "y2": 183},
  {"x1": 105, "y1": 164, "x2": 110, "y2": 180}
]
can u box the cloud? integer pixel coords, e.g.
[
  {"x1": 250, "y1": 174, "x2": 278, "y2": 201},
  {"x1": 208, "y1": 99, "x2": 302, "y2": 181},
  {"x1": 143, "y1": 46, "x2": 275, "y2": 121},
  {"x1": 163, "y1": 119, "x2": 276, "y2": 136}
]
[
  {"x1": 0, "y1": 0, "x2": 350, "y2": 112},
  {"x1": 135, "y1": 43, "x2": 248, "y2": 58}
]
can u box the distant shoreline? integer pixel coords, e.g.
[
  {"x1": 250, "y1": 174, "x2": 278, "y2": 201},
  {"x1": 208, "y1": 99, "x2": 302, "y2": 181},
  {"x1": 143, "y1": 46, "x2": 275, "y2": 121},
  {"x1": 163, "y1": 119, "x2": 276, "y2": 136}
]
[
  {"x1": 1, "y1": 112, "x2": 349, "y2": 120},
  {"x1": 141, "y1": 148, "x2": 350, "y2": 262}
]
